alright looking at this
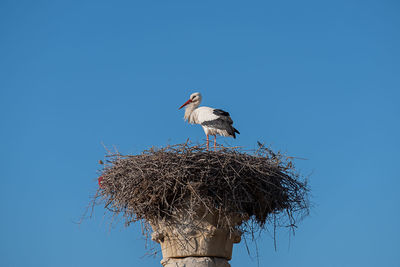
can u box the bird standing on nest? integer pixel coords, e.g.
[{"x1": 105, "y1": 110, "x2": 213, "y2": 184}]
[{"x1": 179, "y1": 92, "x2": 240, "y2": 151}]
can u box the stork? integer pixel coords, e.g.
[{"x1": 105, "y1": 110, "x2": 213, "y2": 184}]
[{"x1": 179, "y1": 92, "x2": 240, "y2": 150}]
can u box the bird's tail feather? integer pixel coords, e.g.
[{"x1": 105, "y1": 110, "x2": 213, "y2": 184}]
[{"x1": 232, "y1": 127, "x2": 240, "y2": 139}]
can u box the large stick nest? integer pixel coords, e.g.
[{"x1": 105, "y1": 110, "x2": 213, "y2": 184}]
[{"x1": 95, "y1": 142, "x2": 309, "y2": 235}]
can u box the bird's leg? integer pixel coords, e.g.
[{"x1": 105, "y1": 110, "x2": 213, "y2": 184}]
[
  {"x1": 214, "y1": 135, "x2": 217, "y2": 151},
  {"x1": 206, "y1": 134, "x2": 209, "y2": 151}
]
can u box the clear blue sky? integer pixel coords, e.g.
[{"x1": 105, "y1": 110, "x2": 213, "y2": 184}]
[{"x1": 1, "y1": 1, "x2": 399, "y2": 266}]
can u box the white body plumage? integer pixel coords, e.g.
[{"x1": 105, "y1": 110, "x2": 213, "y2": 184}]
[{"x1": 185, "y1": 106, "x2": 233, "y2": 137}]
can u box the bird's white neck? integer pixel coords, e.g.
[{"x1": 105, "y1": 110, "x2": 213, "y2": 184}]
[{"x1": 184, "y1": 103, "x2": 200, "y2": 124}]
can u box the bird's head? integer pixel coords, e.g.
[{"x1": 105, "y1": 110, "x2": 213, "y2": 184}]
[{"x1": 179, "y1": 92, "x2": 202, "y2": 109}]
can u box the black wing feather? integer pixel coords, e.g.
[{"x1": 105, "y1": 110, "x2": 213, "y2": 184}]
[
  {"x1": 213, "y1": 109, "x2": 230, "y2": 117},
  {"x1": 200, "y1": 108, "x2": 240, "y2": 138}
]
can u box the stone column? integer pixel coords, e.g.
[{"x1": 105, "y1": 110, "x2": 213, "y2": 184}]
[
  {"x1": 160, "y1": 257, "x2": 231, "y2": 267},
  {"x1": 151, "y1": 209, "x2": 242, "y2": 267}
]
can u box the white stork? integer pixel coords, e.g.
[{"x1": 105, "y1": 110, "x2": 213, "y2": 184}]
[{"x1": 179, "y1": 92, "x2": 240, "y2": 150}]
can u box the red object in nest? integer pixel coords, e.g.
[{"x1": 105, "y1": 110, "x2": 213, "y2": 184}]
[{"x1": 98, "y1": 176, "x2": 103, "y2": 188}]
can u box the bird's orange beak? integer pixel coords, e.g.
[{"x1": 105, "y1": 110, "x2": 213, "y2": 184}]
[{"x1": 179, "y1": 99, "x2": 192, "y2": 109}]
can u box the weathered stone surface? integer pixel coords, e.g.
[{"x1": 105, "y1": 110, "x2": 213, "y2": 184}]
[
  {"x1": 152, "y1": 227, "x2": 240, "y2": 260},
  {"x1": 151, "y1": 209, "x2": 241, "y2": 260},
  {"x1": 151, "y1": 207, "x2": 242, "y2": 266},
  {"x1": 161, "y1": 257, "x2": 230, "y2": 267}
]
